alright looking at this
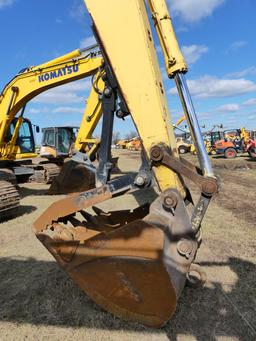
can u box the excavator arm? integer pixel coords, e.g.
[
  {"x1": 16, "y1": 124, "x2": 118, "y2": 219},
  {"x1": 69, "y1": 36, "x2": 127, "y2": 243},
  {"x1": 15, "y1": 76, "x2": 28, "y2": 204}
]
[
  {"x1": 75, "y1": 73, "x2": 103, "y2": 155},
  {"x1": 0, "y1": 47, "x2": 103, "y2": 160},
  {"x1": 175, "y1": 115, "x2": 186, "y2": 127},
  {"x1": 48, "y1": 76, "x2": 104, "y2": 195},
  {"x1": 34, "y1": 0, "x2": 218, "y2": 327}
]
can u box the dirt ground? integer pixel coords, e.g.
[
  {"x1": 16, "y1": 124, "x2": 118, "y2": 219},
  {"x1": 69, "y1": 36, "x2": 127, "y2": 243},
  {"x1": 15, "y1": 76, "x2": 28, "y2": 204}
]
[{"x1": 0, "y1": 150, "x2": 255, "y2": 341}]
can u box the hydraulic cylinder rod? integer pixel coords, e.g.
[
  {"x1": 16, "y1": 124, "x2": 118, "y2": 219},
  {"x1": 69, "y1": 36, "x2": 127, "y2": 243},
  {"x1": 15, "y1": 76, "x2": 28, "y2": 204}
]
[
  {"x1": 174, "y1": 73, "x2": 214, "y2": 177},
  {"x1": 36, "y1": 44, "x2": 99, "y2": 70},
  {"x1": 148, "y1": 0, "x2": 214, "y2": 177}
]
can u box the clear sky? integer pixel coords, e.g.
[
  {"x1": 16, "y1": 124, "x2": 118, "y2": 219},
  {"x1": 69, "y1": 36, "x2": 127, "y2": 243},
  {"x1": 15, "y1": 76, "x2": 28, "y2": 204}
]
[{"x1": 0, "y1": 0, "x2": 256, "y2": 143}]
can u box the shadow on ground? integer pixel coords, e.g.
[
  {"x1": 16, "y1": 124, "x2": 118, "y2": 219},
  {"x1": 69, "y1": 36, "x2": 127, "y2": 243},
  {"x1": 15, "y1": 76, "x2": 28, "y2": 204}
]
[
  {"x1": 0, "y1": 205, "x2": 37, "y2": 223},
  {"x1": 211, "y1": 154, "x2": 249, "y2": 159},
  {"x1": 19, "y1": 186, "x2": 49, "y2": 198},
  {"x1": 245, "y1": 157, "x2": 256, "y2": 164},
  {"x1": 0, "y1": 256, "x2": 255, "y2": 340}
]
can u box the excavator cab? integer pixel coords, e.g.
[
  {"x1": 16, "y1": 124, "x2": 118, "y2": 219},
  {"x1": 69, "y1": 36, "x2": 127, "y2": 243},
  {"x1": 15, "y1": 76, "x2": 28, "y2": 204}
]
[
  {"x1": 40, "y1": 126, "x2": 78, "y2": 159},
  {"x1": 4, "y1": 117, "x2": 38, "y2": 158},
  {"x1": 210, "y1": 131, "x2": 223, "y2": 146}
]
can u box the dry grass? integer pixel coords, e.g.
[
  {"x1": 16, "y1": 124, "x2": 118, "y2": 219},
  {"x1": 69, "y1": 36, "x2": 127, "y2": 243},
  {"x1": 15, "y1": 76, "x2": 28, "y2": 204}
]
[{"x1": 0, "y1": 150, "x2": 255, "y2": 341}]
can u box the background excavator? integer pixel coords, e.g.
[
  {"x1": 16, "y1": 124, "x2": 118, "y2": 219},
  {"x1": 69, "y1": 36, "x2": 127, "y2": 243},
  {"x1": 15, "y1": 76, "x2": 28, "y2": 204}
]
[
  {"x1": 48, "y1": 77, "x2": 116, "y2": 195},
  {"x1": 0, "y1": 46, "x2": 104, "y2": 218},
  {"x1": 40, "y1": 126, "x2": 78, "y2": 160},
  {"x1": 173, "y1": 115, "x2": 192, "y2": 154},
  {"x1": 33, "y1": 0, "x2": 218, "y2": 328},
  {"x1": 174, "y1": 115, "x2": 224, "y2": 155},
  {"x1": 127, "y1": 137, "x2": 142, "y2": 151}
]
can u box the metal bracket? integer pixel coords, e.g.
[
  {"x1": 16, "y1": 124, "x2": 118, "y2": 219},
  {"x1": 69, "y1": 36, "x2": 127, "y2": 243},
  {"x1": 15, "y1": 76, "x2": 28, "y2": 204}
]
[
  {"x1": 96, "y1": 71, "x2": 117, "y2": 186},
  {"x1": 150, "y1": 144, "x2": 218, "y2": 197},
  {"x1": 144, "y1": 188, "x2": 199, "y2": 296},
  {"x1": 71, "y1": 151, "x2": 96, "y2": 173},
  {"x1": 150, "y1": 143, "x2": 219, "y2": 232}
]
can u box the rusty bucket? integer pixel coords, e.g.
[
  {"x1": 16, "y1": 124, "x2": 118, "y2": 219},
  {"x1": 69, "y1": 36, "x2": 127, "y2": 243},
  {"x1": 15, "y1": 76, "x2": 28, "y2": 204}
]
[{"x1": 33, "y1": 185, "x2": 199, "y2": 327}]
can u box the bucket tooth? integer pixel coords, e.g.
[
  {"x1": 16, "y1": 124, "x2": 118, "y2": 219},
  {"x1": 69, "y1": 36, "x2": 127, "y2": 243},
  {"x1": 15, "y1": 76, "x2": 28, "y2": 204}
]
[{"x1": 79, "y1": 203, "x2": 150, "y2": 231}]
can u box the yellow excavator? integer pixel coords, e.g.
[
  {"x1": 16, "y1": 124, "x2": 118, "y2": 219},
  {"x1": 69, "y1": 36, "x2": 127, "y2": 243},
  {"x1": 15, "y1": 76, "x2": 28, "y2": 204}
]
[
  {"x1": 174, "y1": 116, "x2": 219, "y2": 155},
  {"x1": 33, "y1": 0, "x2": 218, "y2": 328},
  {"x1": 0, "y1": 46, "x2": 104, "y2": 218},
  {"x1": 173, "y1": 115, "x2": 192, "y2": 154}
]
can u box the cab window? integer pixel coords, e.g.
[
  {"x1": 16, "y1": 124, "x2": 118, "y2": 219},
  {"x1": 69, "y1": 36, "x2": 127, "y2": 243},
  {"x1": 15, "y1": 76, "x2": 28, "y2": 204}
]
[
  {"x1": 43, "y1": 129, "x2": 55, "y2": 147},
  {"x1": 17, "y1": 121, "x2": 35, "y2": 153},
  {"x1": 57, "y1": 128, "x2": 72, "y2": 154}
]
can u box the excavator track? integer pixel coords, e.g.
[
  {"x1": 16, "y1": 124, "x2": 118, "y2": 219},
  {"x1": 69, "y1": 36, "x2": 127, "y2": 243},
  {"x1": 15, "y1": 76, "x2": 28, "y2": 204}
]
[
  {"x1": 29, "y1": 163, "x2": 61, "y2": 184},
  {"x1": 0, "y1": 168, "x2": 17, "y2": 184},
  {"x1": 0, "y1": 180, "x2": 20, "y2": 220},
  {"x1": 43, "y1": 163, "x2": 61, "y2": 184}
]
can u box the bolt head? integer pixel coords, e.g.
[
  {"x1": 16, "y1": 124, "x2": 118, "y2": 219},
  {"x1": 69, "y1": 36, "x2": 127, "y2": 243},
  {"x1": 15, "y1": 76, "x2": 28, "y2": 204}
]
[
  {"x1": 135, "y1": 176, "x2": 145, "y2": 186},
  {"x1": 150, "y1": 146, "x2": 163, "y2": 162},
  {"x1": 202, "y1": 178, "x2": 218, "y2": 196},
  {"x1": 163, "y1": 192, "x2": 178, "y2": 209},
  {"x1": 164, "y1": 196, "x2": 176, "y2": 208},
  {"x1": 104, "y1": 87, "x2": 112, "y2": 97},
  {"x1": 177, "y1": 239, "x2": 193, "y2": 259}
]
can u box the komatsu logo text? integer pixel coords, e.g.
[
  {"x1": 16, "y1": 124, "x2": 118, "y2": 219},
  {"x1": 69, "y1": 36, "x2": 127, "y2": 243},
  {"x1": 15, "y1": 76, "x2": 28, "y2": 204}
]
[{"x1": 38, "y1": 64, "x2": 79, "y2": 82}]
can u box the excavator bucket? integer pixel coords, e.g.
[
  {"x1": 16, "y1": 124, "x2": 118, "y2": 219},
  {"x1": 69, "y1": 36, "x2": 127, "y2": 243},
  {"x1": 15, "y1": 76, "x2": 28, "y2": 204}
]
[
  {"x1": 48, "y1": 159, "x2": 95, "y2": 194},
  {"x1": 49, "y1": 157, "x2": 120, "y2": 195},
  {"x1": 33, "y1": 180, "x2": 204, "y2": 327}
]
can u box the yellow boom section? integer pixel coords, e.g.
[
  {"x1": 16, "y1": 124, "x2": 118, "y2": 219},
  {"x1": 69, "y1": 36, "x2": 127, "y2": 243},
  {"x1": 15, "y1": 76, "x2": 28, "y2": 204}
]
[
  {"x1": 175, "y1": 115, "x2": 186, "y2": 127},
  {"x1": 75, "y1": 73, "x2": 104, "y2": 154},
  {"x1": 148, "y1": 0, "x2": 187, "y2": 77},
  {"x1": 85, "y1": 0, "x2": 183, "y2": 192}
]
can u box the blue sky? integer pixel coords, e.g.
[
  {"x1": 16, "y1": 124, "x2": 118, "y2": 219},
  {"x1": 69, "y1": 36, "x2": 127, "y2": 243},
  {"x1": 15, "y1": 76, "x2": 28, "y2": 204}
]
[{"x1": 0, "y1": 0, "x2": 256, "y2": 143}]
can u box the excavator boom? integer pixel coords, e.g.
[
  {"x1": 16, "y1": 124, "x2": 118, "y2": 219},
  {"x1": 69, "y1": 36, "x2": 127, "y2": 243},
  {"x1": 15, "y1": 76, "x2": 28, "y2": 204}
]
[{"x1": 33, "y1": 0, "x2": 218, "y2": 327}]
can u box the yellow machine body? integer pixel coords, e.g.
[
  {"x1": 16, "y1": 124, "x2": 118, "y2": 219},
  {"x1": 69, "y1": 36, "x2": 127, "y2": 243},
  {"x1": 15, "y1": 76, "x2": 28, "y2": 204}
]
[{"x1": 85, "y1": 0, "x2": 183, "y2": 193}]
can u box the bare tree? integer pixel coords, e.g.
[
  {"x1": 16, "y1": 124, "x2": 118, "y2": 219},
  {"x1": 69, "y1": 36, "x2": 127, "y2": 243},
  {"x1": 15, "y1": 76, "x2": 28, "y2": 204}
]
[
  {"x1": 124, "y1": 131, "x2": 137, "y2": 140},
  {"x1": 112, "y1": 131, "x2": 121, "y2": 144}
]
